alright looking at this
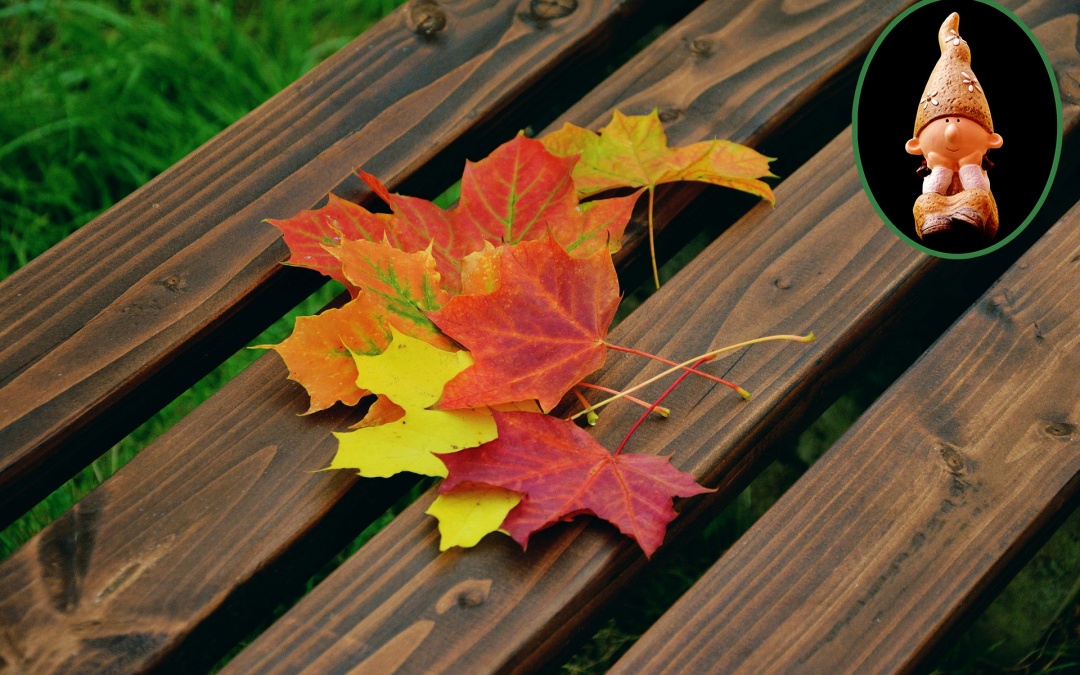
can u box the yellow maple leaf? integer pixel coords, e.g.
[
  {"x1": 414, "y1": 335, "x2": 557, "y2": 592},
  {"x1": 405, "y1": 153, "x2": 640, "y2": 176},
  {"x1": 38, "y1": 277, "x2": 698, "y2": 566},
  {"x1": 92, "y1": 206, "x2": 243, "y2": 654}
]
[
  {"x1": 330, "y1": 328, "x2": 497, "y2": 478},
  {"x1": 542, "y1": 109, "x2": 776, "y2": 288},
  {"x1": 426, "y1": 487, "x2": 522, "y2": 551},
  {"x1": 542, "y1": 109, "x2": 776, "y2": 201}
]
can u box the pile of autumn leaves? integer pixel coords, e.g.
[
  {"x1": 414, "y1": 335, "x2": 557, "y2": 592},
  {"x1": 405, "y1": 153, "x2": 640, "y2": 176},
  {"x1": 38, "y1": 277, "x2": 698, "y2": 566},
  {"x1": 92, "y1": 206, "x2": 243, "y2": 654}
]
[{"x1": 264, "y1": 111, "x2": 776, "y2": 557}]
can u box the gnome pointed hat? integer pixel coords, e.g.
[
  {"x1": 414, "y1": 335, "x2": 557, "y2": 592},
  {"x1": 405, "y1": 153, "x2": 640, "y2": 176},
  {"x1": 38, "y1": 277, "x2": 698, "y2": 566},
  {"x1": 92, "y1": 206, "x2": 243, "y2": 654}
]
[{"x1": 914, "y1": 13, "x2": 993, "y2": 136}]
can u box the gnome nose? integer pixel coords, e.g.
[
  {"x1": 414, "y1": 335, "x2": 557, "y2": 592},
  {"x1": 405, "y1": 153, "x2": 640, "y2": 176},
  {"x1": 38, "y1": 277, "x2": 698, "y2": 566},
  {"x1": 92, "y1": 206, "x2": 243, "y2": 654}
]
[{"x1": 945, "y1": 122, "x2": 960, "y2": 144}]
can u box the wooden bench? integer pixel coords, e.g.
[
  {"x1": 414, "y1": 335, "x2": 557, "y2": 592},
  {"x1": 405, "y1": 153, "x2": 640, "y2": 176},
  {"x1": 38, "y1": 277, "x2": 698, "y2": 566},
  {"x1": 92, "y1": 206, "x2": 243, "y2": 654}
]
[{"x1": 1, "y1": 0, "x2": 1078, "y2": 671}]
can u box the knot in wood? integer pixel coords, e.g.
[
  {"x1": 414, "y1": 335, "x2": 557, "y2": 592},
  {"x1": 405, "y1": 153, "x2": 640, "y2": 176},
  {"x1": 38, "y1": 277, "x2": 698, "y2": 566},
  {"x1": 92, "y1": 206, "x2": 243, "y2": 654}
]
[
  {"x1": 938, "y1": 445, "x2": 965, "y2": 474},
  {"x1": 984, "y1": 292, "x2": 1013, "y2": 320},
  {"x1": 410, "y1": 0, "x2": 447, "y2": 38},
  {"x1": 459, "y1": 588, "x2": 486, "y2": 608},
  {"x1": 658, "y1": 107, "x2": 683, "y2": 123},
  {"x1": 159, "y1": 275, "x2": 184, "y2": 292},
  {"x1": 1045, "y1": 422, "x2": 1075, "y2": 438},
  {"x1": 435, "y1": 578, "x2": 492, "y2": 614},
  {"x1": 530, "y1": 0, "x2": 578, "y2": 20},
  {"x1": 689, "y1": 37, "x2": 713, "y2": 56}
]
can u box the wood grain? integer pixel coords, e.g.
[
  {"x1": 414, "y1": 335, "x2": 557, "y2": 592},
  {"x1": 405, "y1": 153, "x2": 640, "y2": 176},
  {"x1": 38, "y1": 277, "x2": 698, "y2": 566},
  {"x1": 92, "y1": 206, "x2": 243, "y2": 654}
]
[
  {"x1": 611, "y1": 202, "x2": 1080, "y2": 675},
  {"x1": 220, "y1": 4, "x2": 1080, "y2": 666},
  {"x1": 0, "y1": 0, "x2": 930, "y2": 670},
  {"x1": 0, "y1": 0, "x2": 699, "y2": 529}
]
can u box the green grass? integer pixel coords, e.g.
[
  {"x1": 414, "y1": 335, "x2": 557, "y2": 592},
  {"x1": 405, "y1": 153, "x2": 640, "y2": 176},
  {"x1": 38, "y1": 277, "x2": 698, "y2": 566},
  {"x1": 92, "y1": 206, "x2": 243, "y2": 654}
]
[
  {"x1": 0, "y1": 0, "x2": 403, "y2": 279},
  {"x1": 2, "y1": 1, "x2": 1078, "y2": 672}
]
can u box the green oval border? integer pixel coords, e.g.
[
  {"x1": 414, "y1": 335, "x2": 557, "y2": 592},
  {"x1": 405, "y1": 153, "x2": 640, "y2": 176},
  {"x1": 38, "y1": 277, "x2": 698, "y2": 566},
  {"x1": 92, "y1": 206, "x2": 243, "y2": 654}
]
[{"x1": 851, "y1": 0, "x2": 1062, "y2": 259}]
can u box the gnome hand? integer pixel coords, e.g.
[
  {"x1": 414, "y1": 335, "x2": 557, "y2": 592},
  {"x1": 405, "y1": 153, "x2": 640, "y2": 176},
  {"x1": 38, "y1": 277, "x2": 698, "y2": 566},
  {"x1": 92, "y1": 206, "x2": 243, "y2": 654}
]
[
  {"x1": 922, "y1": 166, "x2": 954, "y2": 195},
  {"x1": 959, "y1": 164, "x2": 990, "y2": 191}
]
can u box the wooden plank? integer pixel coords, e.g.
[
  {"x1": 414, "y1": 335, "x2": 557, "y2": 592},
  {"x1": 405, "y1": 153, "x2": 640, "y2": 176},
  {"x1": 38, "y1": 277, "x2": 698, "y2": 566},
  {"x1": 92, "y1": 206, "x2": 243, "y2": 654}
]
[
  {"x1": 0, "y1": 0, "x2": 924, "y2": 671},
  {"x1": 219, "y1": 4, "x2": 1080, "y2": 668},
  {"x1": 611, "y1": 202, "x2": 1080, "y2": 675},
  {"x1": 0, "y1": 0, "x2": 699, "y2": 529}
]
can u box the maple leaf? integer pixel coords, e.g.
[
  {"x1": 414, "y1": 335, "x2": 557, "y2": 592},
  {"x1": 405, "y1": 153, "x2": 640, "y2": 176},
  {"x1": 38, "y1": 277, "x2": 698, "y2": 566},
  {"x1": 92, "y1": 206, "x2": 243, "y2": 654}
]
[
  {"x1": 425, "y1": 486, "x2": 522, "y2": 551},
  {"x1": 256, "y1": 294, "x2": 392, "y2": 414},
  {"x1": 359, "y1": 135, "x2": 639, "y2": 270},
  {"x1": 542, "y1": 109, "x2": 775, "y2": 287},
  {"x1": 330, "y1": 238, "x2": 452, "y2": 350},
  {"x1": 260, "y1": 240, "x2": 452, "y2": 414},
  {"x1": 452, "y1": 134, "x2": 642, "y2": 256},
  {"x1": 541, "y1": 109, "x2": 776, "y2": 202},
  {"x1": 554, "y1": 189, "x2": 643, "y2": 257},
  {"x1": 357, "y1": 169, "x2": 484, "y2": 293},
  {"x1": 456, "y1": 133, "x2": 580, "y2": 244},
  {"x1": 355, "y1": 133, "x2": 585, "y2": 292},
  {"x1": 440, "y1": 411, "x2": 713, "y2": 557},
  {"x1": 270, "y1": 133, "x2": 640, "y2": 298},
  {"x1": 266, "y1": 193, "x2": 392, "y2": 294},
  {"x1": 428, "y1": 237, "x2": 620, "y2": 412},
  {"x1": 459, "y1": 243, "x2": 502, "y2": 296},
  {"x1": 331, "y1": 328, "x2": 497, "y2": 478},
  {"x1": 349, "y1": 395, "x2": 405, "y2": 429}
]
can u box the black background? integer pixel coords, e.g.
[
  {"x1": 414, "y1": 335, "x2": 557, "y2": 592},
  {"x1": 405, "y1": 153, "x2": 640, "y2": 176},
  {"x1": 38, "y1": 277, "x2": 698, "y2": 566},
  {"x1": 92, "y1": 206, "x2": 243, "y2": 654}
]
[{"x1": 856, "y1": 0, "x2": 1058, "y2": 253}]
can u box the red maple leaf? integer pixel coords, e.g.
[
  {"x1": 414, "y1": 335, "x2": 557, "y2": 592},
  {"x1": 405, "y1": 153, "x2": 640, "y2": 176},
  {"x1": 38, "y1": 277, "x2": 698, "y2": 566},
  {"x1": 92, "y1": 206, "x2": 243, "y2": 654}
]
[
  {"x1": 356, "y1": 169, "x2": 485, "y2": 294},
  {"x1": 271, "y1": 135, "x2": 639, "y2": 295},
  {"x1": 428, "y1": 237, "x2": 620, "y2": 412},
  {"x1": 456, "y1": 133, "x2": 579, "y2": 245},
  {"x1": 560, "y1": 190, "x2": 643, "y2": 256},
  {"x1": 440, "y1": 411, "x2": 712, "y2": 557},
  {"x1": 266, "y1": 194, "x2": 391, "y2": 295}
]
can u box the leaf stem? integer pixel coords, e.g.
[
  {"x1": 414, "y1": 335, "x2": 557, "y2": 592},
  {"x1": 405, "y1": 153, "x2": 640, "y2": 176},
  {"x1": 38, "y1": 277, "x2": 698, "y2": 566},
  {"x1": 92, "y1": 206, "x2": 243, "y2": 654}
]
[
  {"x1": 572, "y1": 387, "x2": 599, "y2": 426},
  {"x1": 648, "y1": 186, "x2": 659, "y2": 289},
  {"x1": 577, "y1": 381, "x2": 670, "y2": 417},
  {"x1": 572, "y1": 387, "x2": 591, "y2": 409},
  {"x1": 570, "y1": 333, "x2": 815, "y2": 420},
  {"x1": 615, "y1": 357, "x2": 709, "y2": 455},
  {"x1": 605, "y1": 342, "x2": 748, "y2": 397}
]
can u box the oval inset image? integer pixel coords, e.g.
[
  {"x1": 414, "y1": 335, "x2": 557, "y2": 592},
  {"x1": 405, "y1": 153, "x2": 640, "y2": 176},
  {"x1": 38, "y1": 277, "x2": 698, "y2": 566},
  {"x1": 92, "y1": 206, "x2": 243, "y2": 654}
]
[{"x1": 853, "y1": 0, "x2": 1061, "y2": 258}]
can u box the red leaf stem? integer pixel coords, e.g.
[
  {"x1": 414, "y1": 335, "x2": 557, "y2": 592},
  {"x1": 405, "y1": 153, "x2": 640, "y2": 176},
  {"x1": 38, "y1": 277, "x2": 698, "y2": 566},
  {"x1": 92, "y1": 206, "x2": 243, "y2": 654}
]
[
  {"x1": 577, "y1": 381, "x2": 669, "y2": 417},
  {"x1": 615, "y1": 357, "x2": 710, "y2": 456},
  {"x1": 572, "y1": 387, "x2": 591, "y2": 410},
  {"x1": 606, "y1": 343, "x2": 745, "y2": 394}
]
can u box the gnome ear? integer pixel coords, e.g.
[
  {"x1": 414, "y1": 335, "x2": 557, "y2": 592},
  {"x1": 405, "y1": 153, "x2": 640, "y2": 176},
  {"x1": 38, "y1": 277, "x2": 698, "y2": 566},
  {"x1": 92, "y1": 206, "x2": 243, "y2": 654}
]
[
  {"x1": 988, "y1": 132, "x2": 1003, "y2": 149},
  {"x1": 905, "y1": 137, "x2": 922, "y2": 155}
]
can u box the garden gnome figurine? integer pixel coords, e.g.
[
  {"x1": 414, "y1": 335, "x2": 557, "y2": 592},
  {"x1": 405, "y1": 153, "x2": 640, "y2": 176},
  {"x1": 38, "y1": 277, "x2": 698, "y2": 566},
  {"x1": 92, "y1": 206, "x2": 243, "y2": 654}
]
[{"x1": 905, "y1": 12, "x2": 1002, "y2": 251}]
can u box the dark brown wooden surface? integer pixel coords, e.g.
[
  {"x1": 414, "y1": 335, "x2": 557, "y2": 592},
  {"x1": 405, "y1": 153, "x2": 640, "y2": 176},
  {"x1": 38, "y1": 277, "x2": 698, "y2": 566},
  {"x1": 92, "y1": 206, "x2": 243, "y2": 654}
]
[
  {"x1": 0, "y1": 0, "x2": 925, "y2": 671},
  {"x1": 612, "y1": 199, "x2": 1080, "y2": 675},
  {"x1": 220, "y1": 3, "x2": 1080, "y2": 666},
  {"x1": 0, "y1": 0, "x2": 700, "y2": 530}
]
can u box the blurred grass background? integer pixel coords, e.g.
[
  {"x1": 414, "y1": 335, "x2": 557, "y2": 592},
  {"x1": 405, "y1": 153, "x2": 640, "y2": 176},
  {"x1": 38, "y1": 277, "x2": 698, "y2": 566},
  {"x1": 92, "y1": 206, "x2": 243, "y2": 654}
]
[{"x1": 1, "y1": 1, "x2": 1078, "y2": 672}]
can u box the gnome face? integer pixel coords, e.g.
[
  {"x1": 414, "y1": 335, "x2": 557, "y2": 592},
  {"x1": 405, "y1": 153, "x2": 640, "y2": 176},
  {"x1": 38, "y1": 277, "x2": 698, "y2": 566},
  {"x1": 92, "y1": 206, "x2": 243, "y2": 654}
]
[{"x1": 906, "y1": 116, "x2": 1002, "y2": 171}]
